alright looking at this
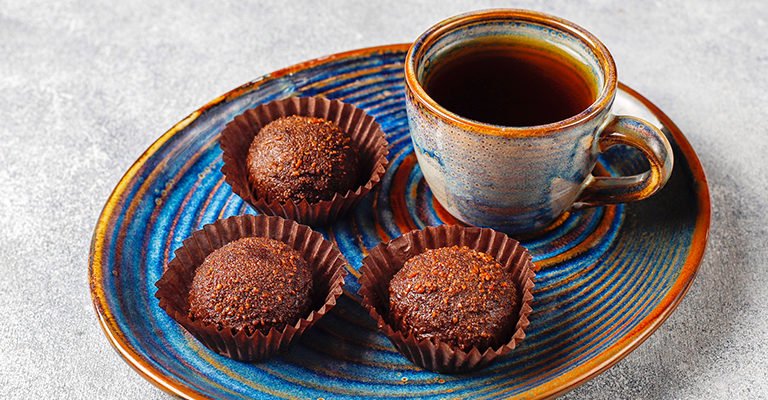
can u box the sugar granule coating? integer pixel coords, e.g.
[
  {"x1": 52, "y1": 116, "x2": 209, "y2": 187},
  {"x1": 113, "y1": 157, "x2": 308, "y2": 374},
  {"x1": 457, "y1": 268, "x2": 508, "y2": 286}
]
[
  {"x1": 388, "y1": 245, "x2": 518, "y2": 352},
  {"x1": 246, "y1": 115, "x2": 362, "y2": 203},
  {"x1": 188, "y1": 236, "x2": 313, "y2": 335}
]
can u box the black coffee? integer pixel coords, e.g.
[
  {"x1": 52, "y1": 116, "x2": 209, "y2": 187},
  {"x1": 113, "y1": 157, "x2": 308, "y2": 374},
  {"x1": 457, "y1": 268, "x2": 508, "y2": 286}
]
[{"x1": 423, "y1": 42, "x2": 595, "y2": 127}]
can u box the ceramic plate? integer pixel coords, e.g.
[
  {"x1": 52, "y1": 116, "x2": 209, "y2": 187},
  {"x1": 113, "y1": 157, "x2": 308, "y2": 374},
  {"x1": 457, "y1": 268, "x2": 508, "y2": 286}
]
[{"x1": 89, "y1": 44, "x2": 710, "y2": 399}]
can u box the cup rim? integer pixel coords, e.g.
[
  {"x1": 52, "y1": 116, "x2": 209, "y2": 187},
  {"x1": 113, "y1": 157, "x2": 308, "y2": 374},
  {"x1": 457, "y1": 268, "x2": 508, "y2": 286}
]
[{"x1": 404, "y1": 8, "x2": 618, "y2": 135}]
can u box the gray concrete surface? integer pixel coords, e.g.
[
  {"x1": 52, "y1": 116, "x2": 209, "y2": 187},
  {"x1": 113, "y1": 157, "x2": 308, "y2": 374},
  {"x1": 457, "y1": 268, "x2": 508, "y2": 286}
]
[{"x1": 1, "y1": 0, "x2": 766, "y2": 398}]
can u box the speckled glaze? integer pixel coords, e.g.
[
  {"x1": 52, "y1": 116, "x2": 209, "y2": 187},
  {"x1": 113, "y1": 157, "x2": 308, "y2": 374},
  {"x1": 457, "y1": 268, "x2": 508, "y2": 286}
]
[
  {"x1": 89, "y1": 44, "x2": 709, "y2": 399},
  {"x1": 405, "y1": 10, "x2": 674, "y2": 234}
]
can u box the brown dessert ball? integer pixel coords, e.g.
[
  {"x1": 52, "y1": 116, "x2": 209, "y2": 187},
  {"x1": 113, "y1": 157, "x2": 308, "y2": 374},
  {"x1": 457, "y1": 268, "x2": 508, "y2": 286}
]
[
  {"x1": 188, "y1": 236, "x2": 313, "y2": 335},
  {"x1": 388, "y1": 245, "x2": 518, "y2": 352},
  {"x1": 246, "y1": 115, "x2": 362, "y2": 203}
]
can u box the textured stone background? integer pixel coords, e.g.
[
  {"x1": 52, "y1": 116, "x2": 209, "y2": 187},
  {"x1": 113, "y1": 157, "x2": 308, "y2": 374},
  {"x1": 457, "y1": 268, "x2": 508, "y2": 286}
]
[{"x1": 1, "y1": 0, "x2": 766, "y2": 398}]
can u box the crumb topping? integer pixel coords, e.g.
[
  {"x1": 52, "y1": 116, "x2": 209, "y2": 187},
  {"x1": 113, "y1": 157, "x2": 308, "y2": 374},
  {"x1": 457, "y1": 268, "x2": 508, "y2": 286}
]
[
  {"x1": 388, "y1": 245, "x2": 517, "y2": 351},
  {"x1": 188, "y1": 236, "x2": 313, "y2": 335},
  {"x1": 246, "y1": 115, "x2": 361, "y2": 203}
]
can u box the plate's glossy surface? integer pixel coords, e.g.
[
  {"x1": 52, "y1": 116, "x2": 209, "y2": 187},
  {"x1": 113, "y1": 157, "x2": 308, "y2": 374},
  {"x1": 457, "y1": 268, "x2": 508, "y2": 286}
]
[{"x1": 89, "y1": 44, "x2": 710, "y2": 399}]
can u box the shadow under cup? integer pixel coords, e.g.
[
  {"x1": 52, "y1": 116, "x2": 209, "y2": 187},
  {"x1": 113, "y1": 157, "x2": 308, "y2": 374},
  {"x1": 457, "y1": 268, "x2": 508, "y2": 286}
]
[{"x1": 405, "y1": 9, "x2": 671, "y2": 235}]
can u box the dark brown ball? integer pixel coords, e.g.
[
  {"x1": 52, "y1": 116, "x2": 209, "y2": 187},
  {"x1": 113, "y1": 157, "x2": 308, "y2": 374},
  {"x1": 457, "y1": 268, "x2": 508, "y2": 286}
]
[
  {"x1": 388, "y1": 245, "x2": 518, "y2": 352},
  {"x1": 246, "y1": 115, "x2": 361, "y2": 203},
  {"x1": 188, "y1": 236, "x2": 313, "y2": 335}
]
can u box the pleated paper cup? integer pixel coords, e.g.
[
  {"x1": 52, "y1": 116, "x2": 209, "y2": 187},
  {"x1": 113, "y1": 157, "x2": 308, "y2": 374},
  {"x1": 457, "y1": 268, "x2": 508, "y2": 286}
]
[
  {"x1": 155, "y1": 214, "x2": 348, "y2": 362},
  {"x1": 358, "y1": 225, "x2": 535, "y2": 374},
  {"x1": 219, "y1": 96, "x2": 389, "y2": 226}
]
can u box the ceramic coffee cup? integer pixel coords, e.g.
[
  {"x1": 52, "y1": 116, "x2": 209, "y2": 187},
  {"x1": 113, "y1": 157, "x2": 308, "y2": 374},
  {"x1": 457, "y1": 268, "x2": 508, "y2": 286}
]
[{"x1": 405, "y1": 9, "x2": 673, "y2": 234}]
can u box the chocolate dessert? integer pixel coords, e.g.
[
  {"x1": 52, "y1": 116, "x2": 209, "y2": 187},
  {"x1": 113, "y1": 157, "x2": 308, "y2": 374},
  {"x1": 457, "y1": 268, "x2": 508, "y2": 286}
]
[
  {"x1": 246, "y1": 115, "x2": 361, "y2": 203},
  {"x1": 188, "y1": 236, "x2": 313, "y2": 335},
  {"x1": 388, "y1": 245, "x2": 518, "y2": 352}
]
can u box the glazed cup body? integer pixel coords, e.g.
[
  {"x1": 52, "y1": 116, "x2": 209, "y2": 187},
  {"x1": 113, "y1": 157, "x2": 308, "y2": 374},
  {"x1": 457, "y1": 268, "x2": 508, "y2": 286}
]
[{"x1": 405, "y1": 9, "x2": 673, "y2": 234}]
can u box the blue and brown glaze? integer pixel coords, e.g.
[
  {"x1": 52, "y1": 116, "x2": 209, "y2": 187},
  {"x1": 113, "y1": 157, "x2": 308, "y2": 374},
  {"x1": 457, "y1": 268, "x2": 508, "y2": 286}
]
[
  {"x1": 89, "y1": 44, "x2": 709, "y2": 399},
  {"x1": 405, "y1": 10, "x2": 673, "y2": 234}
]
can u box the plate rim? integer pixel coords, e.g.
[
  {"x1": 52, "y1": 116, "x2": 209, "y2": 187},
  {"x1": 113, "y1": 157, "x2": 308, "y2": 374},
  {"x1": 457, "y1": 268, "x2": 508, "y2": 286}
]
[{"x1": 88, "y1": 43, "x2": 711, "y2": 400}]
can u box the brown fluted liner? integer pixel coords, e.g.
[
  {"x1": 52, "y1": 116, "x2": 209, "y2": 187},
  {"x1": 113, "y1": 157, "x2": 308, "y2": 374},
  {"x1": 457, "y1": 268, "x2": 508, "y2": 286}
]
[
  {"x1": 154, "y1": 214, "x2": 348, "y2": 362},
  {"x1": 218, "y1": 97, "x2": 389, "y2": 226},
  {"x1": 358, "y1": 225, "x2": 535, "y2": 374}
]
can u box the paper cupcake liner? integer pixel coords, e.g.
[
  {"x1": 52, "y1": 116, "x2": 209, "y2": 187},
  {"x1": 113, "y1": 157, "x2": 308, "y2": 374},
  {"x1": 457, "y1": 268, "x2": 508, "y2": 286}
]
[
  {"x1": 358, "y1": 225, "x2": 535, "y2": 374},
  {"x1": 218, "y1": 96, "x2": 389, "y2": 226},
  {"x1": 155, "y1": 214, "x2": 348, "y2": 362}
]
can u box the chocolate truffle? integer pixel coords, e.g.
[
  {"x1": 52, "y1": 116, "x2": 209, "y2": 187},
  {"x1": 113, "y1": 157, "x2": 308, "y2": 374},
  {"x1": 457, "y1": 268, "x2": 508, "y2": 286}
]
[
  {"x1": 246, "y1": 115, "x2": 361, "y2": 203},
  {"x1": 188, "y1": 236, "x2": 313, "y2": 335},
  {"x1": 388, "y1": 245, "x2": 518, "y2": 352}
]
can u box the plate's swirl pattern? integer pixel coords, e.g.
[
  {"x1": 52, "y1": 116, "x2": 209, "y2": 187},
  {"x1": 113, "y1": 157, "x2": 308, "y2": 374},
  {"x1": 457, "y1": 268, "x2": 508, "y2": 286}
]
[{"x1": 89, "y1": 44, "x2": 710, "y2": 399}]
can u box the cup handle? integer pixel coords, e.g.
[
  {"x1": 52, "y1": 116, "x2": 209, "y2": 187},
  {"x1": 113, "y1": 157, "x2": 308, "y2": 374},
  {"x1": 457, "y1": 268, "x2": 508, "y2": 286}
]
[{"x1": 571, "y1": 115, "x2": 674, "y2": 210}]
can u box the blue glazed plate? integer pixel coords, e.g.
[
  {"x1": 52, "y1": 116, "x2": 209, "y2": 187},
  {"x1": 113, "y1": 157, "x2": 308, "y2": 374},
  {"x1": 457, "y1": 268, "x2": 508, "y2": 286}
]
[{"x1": 89, "y1": 44, "x2": 710, "y2": 399}]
